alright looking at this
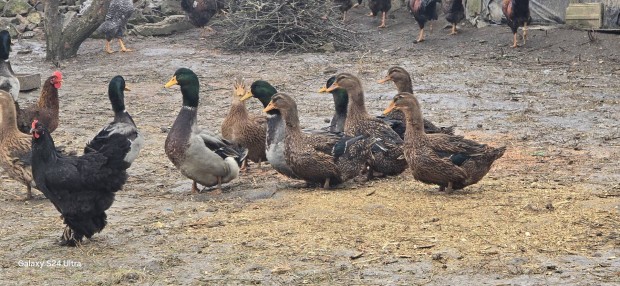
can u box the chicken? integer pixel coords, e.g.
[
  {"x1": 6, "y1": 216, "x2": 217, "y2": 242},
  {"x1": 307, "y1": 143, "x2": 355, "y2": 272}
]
[
  {"x1": 409, "y1": 0, "x2": 439, "y2": 43},
  {"x1": 442, "y1": 0, "x2": 465, "y2": 35},
  {"x1": 96, "y1": 0, "x2": 134, "y2": 53},
  {"x1": 0, "y1": 30, "x2": 20, "y2": 101},
  {"x1": 30, "y1": 120, "x2": 131, "y2": 246},
  {"x1": 367, "y1": 0, "x2": 391, "y2": 28},
  {"x1": 181, "y1": 0, "x2": 226, "y2": 36},
  {"x1": 502, "y1": 0, "x2": 531, "y2": 48},
  {"x1": 0, "y1": 91, "x2": 34, "y2": 199},
  {"x1": 328, "y1": 0, "x2": 354, "y2": 22},
  {"x1": 15, "y1": 71, "x2": 62, "y2": 134},
  {"x1": 84, "y1": 76, "x2": 143, "y2": 165}
]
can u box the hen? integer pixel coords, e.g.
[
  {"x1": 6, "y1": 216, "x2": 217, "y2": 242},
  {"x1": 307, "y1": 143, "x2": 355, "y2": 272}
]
[
  {"x1": 0, "y1": 91, "x2": 34, "y2": 199},
  {"x1": 84, "y1": 76, "x2": 143, "y2": 165},
  {"x1": 502, "y1": 0, "x2": 531, "y2": 48},
  {"x1": 181, "y1": 0, "x2": 226, "y2": 35},
  {"x1": 409, "y1": 0, "x2": 439, "y2": 43},
  {"x1": 30, "y1": 120, "x2": 131, "y2": 246},
  {"x1": 95, "y1": 0, "x2": 134, "y2": 53},
  {"x1": 0, "y1": 30, "x2": 19, "y2": 101},
  {"x1": 442, "y1": 0, "x2": 465, "y2": 35},
  {"x1": 15, "y1": 71, "x2": 62, "y2": 134},
  {"x1": 367, "y1": 0, "x2": 391, "y2": 28}
]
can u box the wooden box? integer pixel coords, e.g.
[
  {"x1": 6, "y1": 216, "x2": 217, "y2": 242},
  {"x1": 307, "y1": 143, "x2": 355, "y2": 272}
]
[{"x1": 565, "y1": 3, "x2": 604, "y2": 29}]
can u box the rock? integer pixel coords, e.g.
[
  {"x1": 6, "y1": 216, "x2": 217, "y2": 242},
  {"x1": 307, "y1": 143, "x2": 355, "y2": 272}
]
[
  {"x1": 129, "y1": 10, "x2": 149, "y2": 25},
  {"x1": 159, "y1": 0, "x2": 184, "y2": 16},
  {"x1": 132, "y1": 15, "x2": 194, "y2": 37},
  {"x1": 0, "y1": 0, "x2": 6, "y2": 12},
  {"x1": 62, "y1": 11, "x2": 77, "y2": 30},
  {"x1": 320, "y1": 42, "x2": 335, "y2": 53},
  {"x1": 65, "y1": 0, "x2": 76, "y2": 6},
  {"x1": 26, "y1": 11, "x2": 40, "y2": 24},
  {"x1": 2, "y1": 0, "x2": 31, "y2": 17},
  {"x1": 145, "y1": 15, "x2": 164, "y2": 23}
]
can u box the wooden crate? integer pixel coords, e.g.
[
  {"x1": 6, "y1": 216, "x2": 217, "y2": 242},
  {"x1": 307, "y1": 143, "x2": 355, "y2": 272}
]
[{"x1": 565, "y1": 3, "x2": 604, "y2": 29}]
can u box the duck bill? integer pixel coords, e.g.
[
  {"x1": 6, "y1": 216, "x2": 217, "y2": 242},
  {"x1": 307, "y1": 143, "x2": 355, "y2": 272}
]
[
  {"x1": 263, "y1": 102, "x2": 277, "y2": 113},
  {"x1": 383, "y1": 101, "x2": 397, "y2": 115},
  {"x1": 318, "y1": 85, "x2": 328, "y2": 93},
  {"x1": 164, "y1": 76, "x2": 178, "y2": 88},
  {"x1": 325, "y1": 82, "x2": 340, "y2": 92},
  {"x1": 124, "y1": 86, "x2": 131, "y2": 91},
  {"x1": 240, "y1": 91, "x2": 253, "y2": 101},
  {"x1": 377, "y1": 75, "x2": 392, "y2": 84}
]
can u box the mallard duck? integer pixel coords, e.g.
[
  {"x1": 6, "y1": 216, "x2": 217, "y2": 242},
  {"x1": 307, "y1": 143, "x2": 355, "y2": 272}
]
[
  {"x1": 442, "y1": 0, "x2": 465, "y2": 35},
  {"x1": 384, "y1": 92, "x2": 506, "y2": 192},
  {"x1": 84, "y1": 76, "x2": 143, "y2": 165},
  {"x1": 263, "y1": 93, "x2": 374, "y2": 188},
  {"x1": 0, "y1": 30, "x2": 19, "y2": 101},
  {"x1": 325, "y1": 73, "x2": 407, "y2": 177},
  {"x1": 409, "y1": 0, "x2": 439, "y2": 43},
  {"x1": 164, "y1": 68, "x2": 247, "y2": 193},
  {"x1": 240, "y1": 80, "x2": 299, "y2": 179},
  {"x1": 0, "y1": 90, "x2": 34, "y2": 199},
  {"x1": 221, "y1": 79, "x2": 267, "y2": 170},
  {"x1": 502, "y1": 0, "x2": 531, "y2": 48},
  {"x1": 378, "y1": 66, "x2": 455, "y2": 135},
  {"x1": 318, "y1": 76, "x2": 348, "y2": 133},
  {"x1": 319, "y1": 75, "x2": 405, "y2": 136}
]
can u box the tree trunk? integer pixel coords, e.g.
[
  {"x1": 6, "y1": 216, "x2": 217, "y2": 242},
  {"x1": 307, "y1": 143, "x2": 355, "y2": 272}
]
[{"x1": 44, "y1": 0, "x2": 112, "y2": 61}]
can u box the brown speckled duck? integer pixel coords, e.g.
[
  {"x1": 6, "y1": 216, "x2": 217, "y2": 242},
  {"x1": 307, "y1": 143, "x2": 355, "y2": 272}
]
[
  {"x1": 263, "y1": 93, "x2": 374, "y2": 188},
  {"x1": 221, "y1": 79, "x2": 267, "y2": 169},
  {"x1": 378, "y1": 66, "x2": 455, "y2": 135},
  {"x1": 326, "y1": 73, "x2": 407, "y2": 177},
  {"x1": 384, "y1": 92, "x2": 505, "y2": 192}
]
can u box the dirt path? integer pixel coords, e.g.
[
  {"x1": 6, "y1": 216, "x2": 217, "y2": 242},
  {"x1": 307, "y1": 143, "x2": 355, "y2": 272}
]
[{"x1": 1, "y1": 7, "x2": 619, "y2": 285}]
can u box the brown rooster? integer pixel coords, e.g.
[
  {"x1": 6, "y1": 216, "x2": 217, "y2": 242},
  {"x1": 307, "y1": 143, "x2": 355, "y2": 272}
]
[
  {"x1": 409, "y1": 0, "x2": 439, "y2": 43},
  {"x1": 502, "y1": 0, "x2": 531, "y2": 48},
  {"x1": 0, "y1": 91, "x2": 35, "y2": 200},
  {"x1": 15, "y1": 71, "x2": 63, "y2": 134}
]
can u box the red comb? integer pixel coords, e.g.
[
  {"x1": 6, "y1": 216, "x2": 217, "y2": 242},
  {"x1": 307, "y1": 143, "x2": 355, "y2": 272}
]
[
  {"x1": 31, "y1": 120, "x2": 38, "y2": 130},
  {"x1": 53, "y1": 71, "x2": 62, "y2": 80}
]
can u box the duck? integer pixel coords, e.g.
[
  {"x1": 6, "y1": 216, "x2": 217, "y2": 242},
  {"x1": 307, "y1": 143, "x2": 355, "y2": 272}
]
[
  {"x1": 221, "y1": 79, "x2": 267, "y2": 170},
  {"x1": 0, "y1": 30, "x2": 20, "y2": 101},
  {"x1": 239, "y1": 80, "x2": 299, "y2": 179},
  {"x1": 84, "y1": 76, "x2": 143, "y2": 165},
  {"x1": 0, "y1": 90, "x2": 34, "y2": 199},
  {"x1": 325, "y1": 73, "x2": 407, "y2": 177},
  {"x1": 377, "y1": 66, "x2": 455, "y2": 135},
  {"x1": 384, "y1": 92, "x2": 506, "y2": 192},
  {"x1": 442, "y1": 0, "x2": 465, "y2": 35},
  {"x1": 409, "y1": 0, "x2": 439, "y2": 43},
  {"x1": 263, "y1": 93, "x2": 374, "y2": 188},
  {"x1": 319, "y1": 75, "x2": 404, "y2": 136},
  {"x1": 164, "y1": 68, "x2": 247, "y2": 193}
]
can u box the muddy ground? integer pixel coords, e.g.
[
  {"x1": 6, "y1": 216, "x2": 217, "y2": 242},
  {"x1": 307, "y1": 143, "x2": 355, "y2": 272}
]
[{"x1": 1, "y1": 6, "x2": 619, "y2": 285}]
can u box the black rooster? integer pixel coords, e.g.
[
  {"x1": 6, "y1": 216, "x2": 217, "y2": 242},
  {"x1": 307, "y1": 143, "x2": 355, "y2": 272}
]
[
  {"x1": 181, "y1": 0, "x2": 226, "y2": 36},
  {"x1": 502, "y1": 0, "x2": 531, "y2": 48},
  {"x1": 30, "y1": 120, "x2": 131, "y2": 246},
  {"x1": 442, "y1": 0, "x2": 465, "y2": 35},
  {"x1": 368, "y1": 0, "x2": 391, "y2": 28}
]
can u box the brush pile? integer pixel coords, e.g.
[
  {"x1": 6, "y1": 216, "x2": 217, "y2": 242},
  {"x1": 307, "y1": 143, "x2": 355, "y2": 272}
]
[{"x1": 216, "y1": 0, "x2": 359, "y2": 53}]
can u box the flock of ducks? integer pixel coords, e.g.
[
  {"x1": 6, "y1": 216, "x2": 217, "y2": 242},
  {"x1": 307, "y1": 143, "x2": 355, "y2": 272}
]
[{"x1": 162, "y1": 67, "x2": 505, "y2": 194}]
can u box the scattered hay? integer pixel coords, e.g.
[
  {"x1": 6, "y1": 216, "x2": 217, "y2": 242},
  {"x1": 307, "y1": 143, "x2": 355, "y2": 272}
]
[{"x1": 216, "y1": 0, "x2": 360, "y2": 53}]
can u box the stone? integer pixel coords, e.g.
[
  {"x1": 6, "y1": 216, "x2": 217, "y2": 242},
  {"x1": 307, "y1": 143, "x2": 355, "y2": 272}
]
[
  {"x1": 129, "y1": 10, "x2": 149, "y2": 25},
  {"x1": 132, "y1": 15, "x2": 194, "y2": 37},
  {"x1": 62, "y1": 11, "x2": 77, "y2": 30},
  {"x1": 159, "y1": 0, "x2": 184, "y2": 16},
  {"x1": 2, "y1": 0, "x2": 31, "y2": 17},
  {"x1": 26, "y1": 11, "x2": 40, "y2": 24},
  {"x1": 0, "y1": 0, "x2": 6, "y2": 12}
]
